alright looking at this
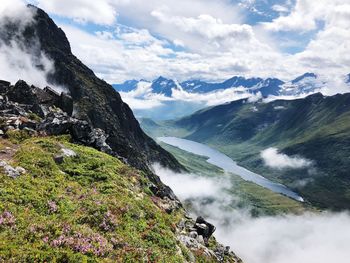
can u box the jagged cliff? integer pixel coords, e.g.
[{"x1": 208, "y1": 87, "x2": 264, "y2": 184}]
[{"x1": 0, "y1": 4, "x2": 180, "y2": 174}]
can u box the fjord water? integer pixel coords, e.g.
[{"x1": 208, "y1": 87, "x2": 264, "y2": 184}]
[{"x1": 158, "y1": 137, "x2": 304, "y2": 202}]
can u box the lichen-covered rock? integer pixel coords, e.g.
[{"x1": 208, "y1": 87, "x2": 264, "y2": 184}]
[
  {"x1": 0, "y1": 161, "x2": 26, "y2": 178},
  {"x1": 53, "y1": 146, "x2": 77, "y2": 164}
]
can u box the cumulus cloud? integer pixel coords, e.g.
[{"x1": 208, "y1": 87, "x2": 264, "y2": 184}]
[
  {"x1": 32, "y1": 0, "x2": 242, "y2": 26},
  {"x1": 32, "y1": 0, "x2": 117, "y2": 25},
  {"x1": 151, "y1": 10, "x2": 254, "y2": 49},
  {"x1": 261, "y1": 147, "x2": 313, "y2": 170},
  {"x1": 264, "y1": 0, "x2": 349, "y2": 32},
  {"x1": 153, "y1": 164, "x2": 350, "y2": 263},
  {"x1": 262, "y1": 0, "x2": 350, "y2": 78},
  {"x1": 23, "y1": 0, "x2": 350, "y2": 90}
]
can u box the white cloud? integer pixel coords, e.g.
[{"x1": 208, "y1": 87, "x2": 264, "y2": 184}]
[
  {"x1": 31, "y1": 0, "x2": 243, "y2": 26},
  {"x1": 152, "y1": 163, "x2": 223, "y2": 199},
  {"x1": 121, "y1": 96, "x2": 165, "y2": 110},
  {"x1": 0, "y1": 0, "x2": 64, "y2": 91},
  {"x1": 117, "y1": 78, "x2": 263, "y2": 110},
  {"x1": 60, "y1": 24, "x2": 175, "y2": 83},
  {"x1": 222, "y1": 212, "x2": 350, "y2": 263},
  {"x1": 119, "y1": 29, "x2": 160, "y2": 45},
  {"x1": 152, "y1": 163, "x2": 241, "y2": 221},
  {"x1": 0, "y1": 42, "x2": 55, "y2": 89},
  {"x1": 261, "y1": 147, "x2": 313, "y2": 170},
  {"x1": 119, "y1": 81, "x2": 169, "y2": 109},
  {"x1": 171, "y1": 86, "x2": 261, "y2": 106},
  {"x1": 272, "y1": 4, "x2": 290, "y2": 13},
  {"x1": 0, "y1": 0, "x2": 34, "y2": 25},
  {"x1": 60, "y1": 23, "x2": 258, "y2": 83},
  {"x1": 263, "y1": 0, "x2": 350, "y2": 32},
  {"x1": 151, "y1": 10, "x2": 254, "y2": 49},
  {"x1": 33, "y1": 0, "x2": 117, "y2": 25},
  {"x1": 262, "y1": 1, "x2": 350, "y2": 79},
  {"x1": 153, "y1": 164, "x2": 350, "y2": 263},
  {"x1": 21, "y1": 0, "x2": 350, "y2": 89},
  {"x1": 264, "y1": 0, "x2": 319, "y2": 32}
]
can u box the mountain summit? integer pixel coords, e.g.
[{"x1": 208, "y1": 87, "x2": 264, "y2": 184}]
[{"x1": 0, "y1": 5, "x2": 180, "y2": 175}]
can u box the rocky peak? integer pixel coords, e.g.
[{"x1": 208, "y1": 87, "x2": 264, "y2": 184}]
[
  {"x1": 0, "y1": 5, "x2": 182, "y2": 175},
  {"x1": 291, "y1": 72, "x2": 317, "y2": 84},
  {"x1": 151, "y1": 76, "x2": 178, "y2": 97}
]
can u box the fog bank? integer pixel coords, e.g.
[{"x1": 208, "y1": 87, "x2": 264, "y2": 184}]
[{"x1": 153, "y1": 164, "x2": 350, "y2": 263}]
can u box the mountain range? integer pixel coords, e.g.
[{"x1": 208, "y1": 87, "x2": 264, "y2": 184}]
[{"x1": 113, "y1": 72, "x2": 349, "y2": 98}]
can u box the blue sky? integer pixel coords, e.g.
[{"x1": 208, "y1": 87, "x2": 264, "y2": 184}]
[{"x1": 24, "y1": 0, "x2": 350, "y2": 83}]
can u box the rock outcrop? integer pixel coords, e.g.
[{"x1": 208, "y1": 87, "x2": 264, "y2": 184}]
[
  {"x1": 0, "y1": 80, "x2": 177, "y2": 200},
  {"x1": 176, "y1": 215, "x2": 242, "y2": 263}
]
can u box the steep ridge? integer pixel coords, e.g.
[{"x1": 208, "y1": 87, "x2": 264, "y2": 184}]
[{"x1": 0, "y1": 5, "x2": 181, "y2": 174}]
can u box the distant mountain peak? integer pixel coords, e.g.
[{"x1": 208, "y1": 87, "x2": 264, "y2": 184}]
[
  {"x1": 153, "y1": 76, "x2": 171, "y2": 83},
  {"x1": 292, "y1": 73, "x2": 317, "y2": 84},
  {"x1": 136, "y1": 76, "x2": 180, "y2": 97}
]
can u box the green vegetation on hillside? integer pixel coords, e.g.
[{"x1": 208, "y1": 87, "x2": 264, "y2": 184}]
[{"x1": 0, "y1": 136, "x2": 222, "y2": 262}]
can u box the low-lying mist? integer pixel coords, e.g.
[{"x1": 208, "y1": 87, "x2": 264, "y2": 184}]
[
  {"x1": 153, "y1": 164, "x2": 350, "y2": 263},
  {"x1": 0, "y1": 0, "x2": 65, "y2": 92}
]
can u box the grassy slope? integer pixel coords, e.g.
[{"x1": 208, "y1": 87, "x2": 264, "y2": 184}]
[
  {"x1": 0, "y1": 136, "x2": 222, "y2": 262},
  {"x1": 160, "y1": 143, "x2": 308, "y2": 216}
]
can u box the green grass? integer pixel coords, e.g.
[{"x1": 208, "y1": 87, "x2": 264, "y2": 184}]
[{"x1": 0, "y1": 136, "x2": 217, "y2": 262}]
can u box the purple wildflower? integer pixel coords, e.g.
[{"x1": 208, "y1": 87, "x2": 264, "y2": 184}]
[
  {"x1": 48, "y1": 201, "x2": 58, "y2": 213},
  {"x1": 0, "y1": 211, "x2": 16, "y2": 228}
]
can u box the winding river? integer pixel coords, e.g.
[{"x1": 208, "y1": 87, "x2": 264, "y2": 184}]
[{"x1": 158, "y1": 137, "x2": 304, "y2": 202}]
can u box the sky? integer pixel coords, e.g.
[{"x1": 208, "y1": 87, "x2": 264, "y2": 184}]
[{"x1": 22, "y1": 0, "x2": 350, "y2": 84}]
